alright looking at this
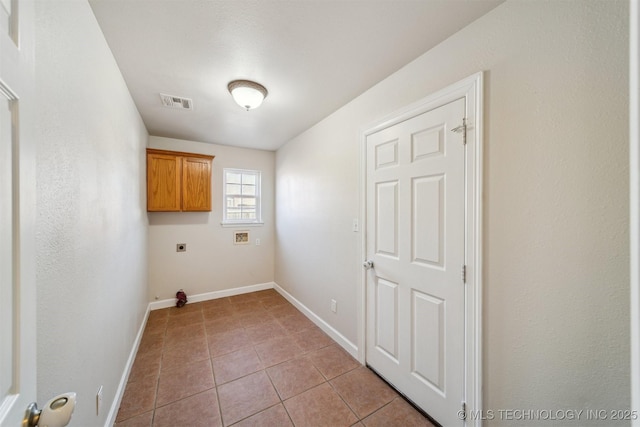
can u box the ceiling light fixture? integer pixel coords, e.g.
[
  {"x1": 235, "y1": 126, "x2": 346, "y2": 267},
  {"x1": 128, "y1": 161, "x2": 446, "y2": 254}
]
[{"x1": 228, "y1": 80, "x2": 268, "y2": 111}]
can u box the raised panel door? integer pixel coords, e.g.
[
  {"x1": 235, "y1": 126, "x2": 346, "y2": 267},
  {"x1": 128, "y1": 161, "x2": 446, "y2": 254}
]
[
  {"x1": 366, "y1": 97, "x2": 466, "y2": 426},
  {"x1": 182, "y1": 156, "x2": 211, "y2": 211},
  {"x1": 147, "y1": 153, "x2": 181, "y2": 211},
  {"x1": 0, "y1": 0, "x2": 38, "y2": 424}
]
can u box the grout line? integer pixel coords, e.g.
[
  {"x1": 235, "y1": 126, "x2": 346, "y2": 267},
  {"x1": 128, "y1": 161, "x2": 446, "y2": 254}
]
[
  {"x1": 148, "y1": 312, "x2": 168, "y2": 426},
  {"x1": 202, "y1": 306, "x2": 226, "y2": 426}
]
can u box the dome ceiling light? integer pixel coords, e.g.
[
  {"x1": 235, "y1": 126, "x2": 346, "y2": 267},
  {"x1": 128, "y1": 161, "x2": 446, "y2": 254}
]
[{"x1": 228, "y1": 80, "x2": 268, "y2": 111}]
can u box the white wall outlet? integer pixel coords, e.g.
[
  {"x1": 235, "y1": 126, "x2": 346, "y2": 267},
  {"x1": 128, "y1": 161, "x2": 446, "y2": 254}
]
[
  {"x1": 256, "y1": 238, "x2": 261, "y2": 246},
  {"x1": 352, "y1": 218, "x2": 359, "y2": 232},
  {"x1": 96, "y1": 385, "x2": 103, "y2": 416},
  {"x1": 331, "y1": 299, "x2": 337, "y2": 313}
]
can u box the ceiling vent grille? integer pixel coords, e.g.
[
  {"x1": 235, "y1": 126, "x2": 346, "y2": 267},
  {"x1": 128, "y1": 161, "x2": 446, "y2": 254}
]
[{"x1": 159, "y1": 93, "x2": 193, "y2": 110}]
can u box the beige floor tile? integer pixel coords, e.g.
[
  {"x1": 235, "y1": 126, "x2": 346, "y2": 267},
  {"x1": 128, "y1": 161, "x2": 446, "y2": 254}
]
[
  {"x1": 117, "y1": 291, "x2": 434, "y2": 427},
  {"x1": 252, "y1": 289, "x2": 279, "y2": 299},
  {"x1": 204, "y1": 314, "x2": 244, "y2": 335},
  {"x1": 147, "y1": 309, "x2": 169, "y2": 322},
  {"x1": 284, "y1": 383, "x2": 358, "y2": 427},
  {"x1": 161, "y1": 336, "x2": 210, "y2": 370},
  {"x1": 231, "y1": 300, "x2": 266, "y2": 315},
  {"x1": 232, "y1": 404, "x2": 293, "y2": 427},
  {"x1": 217, "y1": 371, "x2": 280, "y2": 426},
  {"x1": 201, "y1": 297, "x2": 233, "y2": 311},
  {"x1": 254, "y1": 336, "x2": 303, "y2": 367},
  {"x1": 138, "y1": 331, "x2": 165, "y2": 356},
  {"x1": 236, "y1": 310, "x2": 274, "y2": 328},
  {"x1": 244, "y1": 319, "x2": 288, "y2": 344},
  {"x1": 259, "y1": 295, "x2": 289, "y2": 310},
  {"x1": 267, "y1": 303, "x2": 299, "y2": 318},
  {"x1": 166, "y1": 311, "x2": 204, "y2": 329},
  {"x1": 116, "y1": 375, "x2": 158, "y2": 422},
  {"x1": 266, "y1": 357, "x2": 325, "y2": 400},
  {"x1": 208, "y1": 328, "x2": 252, "y2": 357},
  {"x1": 291, "y1": 326, "x2": 333, "y2": 353},
  {"x1": 212, "y1": 347, "x2": 263, "y2": 385},
  {"x1": 114, "y1": 410, "x2": 153, "y2": 427},
  {"x1": 362, "y1": 398, "x2": 435, "y2": 426},
  {"x1": 307, "y1": 344, "x2": 360, "y2": 379},
  {"x1": 153, "y1": 389, "x2": 221, "y2": 427},
  {"x1": 330, "y1": 366, "x2": 398, "y2": 418},
  {"x1": 128, "y1": 348, "x2": 162, "y2": 383},
  {"x1": 144, "y1": 316, "x2": 168, "y2": 335},
  {"x1": 277, "y1": 312, "x2": 316, "y2": 334},
  {"x1": 164, "y1": 323, "x2": 206, "y2": 347},
  {"x1": 203, "y1": 306, "x2": 237, "y2": 322},
  {"x1": 167, "y1": 303, "x2": 202, "y2": 316},
  {"x1": 228, "y1": 293, "x2": 259, "y2": 305},
  {"x1": 156, "y1": 359, "x2": 214, "y2": 407}
]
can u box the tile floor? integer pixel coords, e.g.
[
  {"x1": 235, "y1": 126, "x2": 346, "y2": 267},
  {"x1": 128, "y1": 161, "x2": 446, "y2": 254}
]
[{"x1": 114, "y1": 289, "x2": 435, "y2": 426}]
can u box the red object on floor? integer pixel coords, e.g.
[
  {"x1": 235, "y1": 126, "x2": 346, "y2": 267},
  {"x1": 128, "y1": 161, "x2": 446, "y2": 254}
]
[{"x1": 176, "y1": 289, "x2": 187, "y2": 308}]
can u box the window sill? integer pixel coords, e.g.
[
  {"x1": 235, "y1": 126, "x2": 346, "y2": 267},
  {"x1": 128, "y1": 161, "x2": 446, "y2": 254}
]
[{"x1": 221, "y1": 222, "x2": 264, "y2": 227}]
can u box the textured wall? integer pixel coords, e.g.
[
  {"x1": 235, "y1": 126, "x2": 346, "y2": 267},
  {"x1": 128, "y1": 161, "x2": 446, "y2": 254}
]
[
  {"x1": 34, "y1": 1, "x2": 149, "y2": 425},
  {"x1": 147, "y1": 136, "x2": 275, "y2": 301},
  {"x1": 275, "y1": 0, "x2": 629, "y2": 424}
]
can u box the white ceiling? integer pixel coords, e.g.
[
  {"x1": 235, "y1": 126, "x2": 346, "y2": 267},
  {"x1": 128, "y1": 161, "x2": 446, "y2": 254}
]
[{"x1": 89, "y1": 0, "x2": 503, "y2": 151}]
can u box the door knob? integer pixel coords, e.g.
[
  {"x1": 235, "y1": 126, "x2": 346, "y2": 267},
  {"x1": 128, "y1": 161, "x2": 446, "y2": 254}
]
[
  {"x1": 363, "y1": 260, "x2": 374, "y2": 269},
  {"x1": 24, "y1": 392, "x2": 76, "y2": 427}
]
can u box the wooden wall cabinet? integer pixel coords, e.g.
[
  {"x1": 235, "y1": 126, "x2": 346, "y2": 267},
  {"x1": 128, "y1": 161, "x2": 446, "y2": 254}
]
[{"x1": 146, "y1": 148, "x2": 214, "y2": 212}]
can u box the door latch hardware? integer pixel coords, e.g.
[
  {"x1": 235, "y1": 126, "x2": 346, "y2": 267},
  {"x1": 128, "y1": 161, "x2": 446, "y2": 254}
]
[{"x1": 451, "y1": 118, "x2": 467, "y2": 145}]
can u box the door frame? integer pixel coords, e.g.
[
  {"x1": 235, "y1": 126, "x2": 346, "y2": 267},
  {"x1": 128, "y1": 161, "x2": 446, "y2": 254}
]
[
  {"x1": 630, "y1": 1, "x2": 639, "y2": 425},
  {"x1": 358, "y1": 72, "x2": 483, "y2": 424}
]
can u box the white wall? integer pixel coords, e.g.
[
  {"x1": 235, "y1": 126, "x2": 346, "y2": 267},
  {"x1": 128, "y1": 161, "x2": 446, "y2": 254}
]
[
  {"x1": 147, "y1": 136, "x2": 275, "y2": 301},
  {"x1": 34, "y1": 1, "x2": 149, "y2": 425},
  {"x1": 275, "y1": 0, "x2": 629, "y2": 424}
]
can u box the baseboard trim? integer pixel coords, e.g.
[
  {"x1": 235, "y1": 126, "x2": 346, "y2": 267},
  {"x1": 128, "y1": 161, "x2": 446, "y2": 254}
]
[
  {"x1": 273, "y1": 283, "x2": 359, "y2": 359},
  {"x1": 105, "y1": 305, "x2": 150, "y2": 427},
  {"x1": 148, "y1": 282, "x2": 276, "y2": 311}
]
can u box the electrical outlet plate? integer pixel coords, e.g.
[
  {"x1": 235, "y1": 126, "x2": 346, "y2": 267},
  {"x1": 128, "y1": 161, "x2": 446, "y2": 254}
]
[{"x1": 331, "y1": 299, "x2": 337, "y2": 313}]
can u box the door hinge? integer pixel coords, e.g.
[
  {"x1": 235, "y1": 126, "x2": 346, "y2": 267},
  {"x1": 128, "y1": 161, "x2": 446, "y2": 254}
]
[
  {"x1": 462, "y1": 264, "x2": 467, "y2": 284},
  {"x1": 451, "y1": 118, "x2": 467, "y2": 145}
]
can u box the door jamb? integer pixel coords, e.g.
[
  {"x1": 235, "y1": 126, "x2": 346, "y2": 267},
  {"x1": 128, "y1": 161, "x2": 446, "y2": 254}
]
[
  {"x1": 357, "y1": 72, "x2": 483, "y2": 425},
  {"x1": 629, "y1": 2, "x2": 639, "y2": 424}
]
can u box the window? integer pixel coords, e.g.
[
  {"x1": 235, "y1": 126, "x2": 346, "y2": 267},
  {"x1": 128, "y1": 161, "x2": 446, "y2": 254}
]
[{"x1": 223, "y1": 168, "x2": 262, "y2": 224}]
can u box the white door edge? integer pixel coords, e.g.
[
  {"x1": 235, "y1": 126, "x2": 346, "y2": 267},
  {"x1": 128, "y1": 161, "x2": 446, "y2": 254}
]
[
  {"x1": 629, "y1": 2, "x2": 639, "y2": 425},
  {"x1": 357, "y1": 71, "x2": 483, "y2": 425}
]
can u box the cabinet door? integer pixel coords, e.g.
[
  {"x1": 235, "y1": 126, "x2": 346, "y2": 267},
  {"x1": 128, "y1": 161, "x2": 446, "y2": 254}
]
[
  {"x1": 147, "y1": 153, "x2": 182, "y2": 211},
  {"x1": 182, "y1": 156, "x2": 212, "y2": 211}
]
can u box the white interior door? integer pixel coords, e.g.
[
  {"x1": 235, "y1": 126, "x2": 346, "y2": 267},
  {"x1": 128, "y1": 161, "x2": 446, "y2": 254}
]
[
  {"x1": 365, "y1": 97, "x2": 466, "y2": 426},
  {"x1": 0, "y1": 0, "x2": 37, "y2": 425}
]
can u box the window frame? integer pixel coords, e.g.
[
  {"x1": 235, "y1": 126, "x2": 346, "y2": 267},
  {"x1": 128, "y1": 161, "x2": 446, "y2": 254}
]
[{"x1": 222, "y1": 168, "x2": 263, "y2": 226}]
